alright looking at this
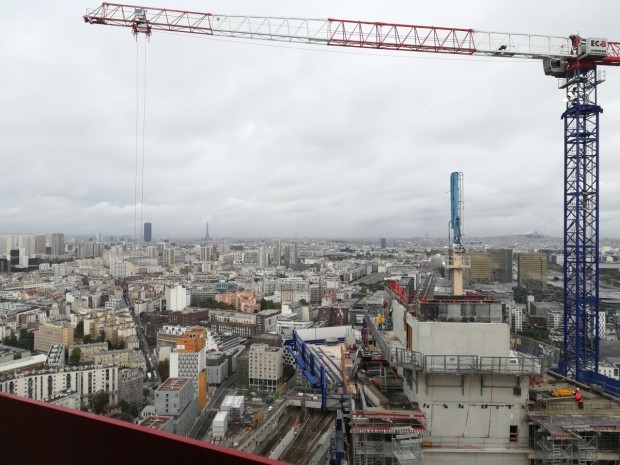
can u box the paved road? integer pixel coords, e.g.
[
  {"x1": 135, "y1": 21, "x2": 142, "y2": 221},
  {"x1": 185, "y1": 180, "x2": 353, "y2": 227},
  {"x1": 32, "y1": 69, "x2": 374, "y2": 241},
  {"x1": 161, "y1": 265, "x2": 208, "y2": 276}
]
[
  {"x1": 189, "y1": 374, "x2": 237, "y2": 440},
  {"x1": 126, "y1": 294, "x2": 158, "y2": 383}
]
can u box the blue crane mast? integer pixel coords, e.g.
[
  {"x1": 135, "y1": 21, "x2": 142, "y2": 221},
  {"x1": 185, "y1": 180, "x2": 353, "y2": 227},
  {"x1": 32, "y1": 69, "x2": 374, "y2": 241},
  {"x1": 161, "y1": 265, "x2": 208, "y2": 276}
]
[{"x1": 450, "y1": 172, "x2": 464, "y2": 245}]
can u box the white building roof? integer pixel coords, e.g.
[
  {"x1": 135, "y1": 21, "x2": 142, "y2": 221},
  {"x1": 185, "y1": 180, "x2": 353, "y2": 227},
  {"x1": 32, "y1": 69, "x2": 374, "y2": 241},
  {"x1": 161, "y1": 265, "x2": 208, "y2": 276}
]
[{"x1": 0, "y1": 354, "x2": 48, "y2": 373}]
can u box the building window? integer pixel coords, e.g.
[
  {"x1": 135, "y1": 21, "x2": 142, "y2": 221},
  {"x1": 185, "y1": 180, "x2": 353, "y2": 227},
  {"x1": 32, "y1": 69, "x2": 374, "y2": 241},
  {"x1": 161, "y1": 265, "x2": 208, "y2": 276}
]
[
  {"x1": 513, "y1": 387, "x2": 522, "y2": 396},
  {"x1": 509, "y1": 425, "x2": 518, "y2": 442}
]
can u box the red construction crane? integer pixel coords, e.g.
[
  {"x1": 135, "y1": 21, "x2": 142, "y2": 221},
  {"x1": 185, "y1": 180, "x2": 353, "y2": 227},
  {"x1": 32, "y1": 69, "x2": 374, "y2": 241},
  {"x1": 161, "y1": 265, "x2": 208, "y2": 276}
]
[{"x1": 84, "y1": 3, "x2": 620, "y2": 388}]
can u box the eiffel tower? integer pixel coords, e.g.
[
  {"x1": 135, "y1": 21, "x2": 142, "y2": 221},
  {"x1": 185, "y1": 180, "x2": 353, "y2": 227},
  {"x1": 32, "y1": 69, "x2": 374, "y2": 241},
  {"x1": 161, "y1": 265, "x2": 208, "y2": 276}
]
[{"x1": 205, "y1": 222, "x2": 211, "y2": 241}]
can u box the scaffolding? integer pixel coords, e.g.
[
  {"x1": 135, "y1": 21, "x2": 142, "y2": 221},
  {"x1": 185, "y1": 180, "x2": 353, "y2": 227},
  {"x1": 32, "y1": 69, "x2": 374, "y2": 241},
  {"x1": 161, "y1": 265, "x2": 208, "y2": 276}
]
[
  {"x1": 353, "y1": 431, "x2": 391, "y2": 465},
  {"x1": 392, "y1": 434, "x2": 422, "y2": 465},
  {"x1": 529, "y1": 414, "x2": 620, "y2": 465},
  {"x1": 351, "y1": 412, "x2": 425, "y2": 465}
]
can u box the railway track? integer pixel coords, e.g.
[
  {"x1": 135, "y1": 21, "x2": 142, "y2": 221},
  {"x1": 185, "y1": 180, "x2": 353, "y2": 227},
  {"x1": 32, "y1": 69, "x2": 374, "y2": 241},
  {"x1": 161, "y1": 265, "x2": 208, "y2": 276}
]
[
  {"x1": 279, "y1": 412, "x2": 335, "y2": 465},
  {"x1": 256, "y1": 411, "x2": 300, "y2": 456}
]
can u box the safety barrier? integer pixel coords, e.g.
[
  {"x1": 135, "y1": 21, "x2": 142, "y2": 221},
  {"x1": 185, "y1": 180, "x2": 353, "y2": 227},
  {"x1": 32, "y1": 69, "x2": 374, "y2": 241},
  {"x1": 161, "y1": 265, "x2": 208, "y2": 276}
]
[{"x1": 365, "y1": 311, "x2": 543, "y2": 376}]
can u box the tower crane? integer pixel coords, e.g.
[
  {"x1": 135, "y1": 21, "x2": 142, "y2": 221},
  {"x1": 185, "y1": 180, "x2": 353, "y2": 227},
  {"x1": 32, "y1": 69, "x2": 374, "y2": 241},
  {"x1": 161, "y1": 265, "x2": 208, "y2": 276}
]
[{"x1": 84, "y1": 3, "x2": 620, "y2": 384}]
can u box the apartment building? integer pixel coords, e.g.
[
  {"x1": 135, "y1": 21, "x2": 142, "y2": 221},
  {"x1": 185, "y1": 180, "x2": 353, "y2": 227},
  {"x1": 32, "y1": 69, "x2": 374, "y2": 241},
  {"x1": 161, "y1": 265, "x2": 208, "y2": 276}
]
[
  {"x1": 0, "y1": 364, "x2": 119, "y2": 403},
  {"x1": 248, "y1": 343, "x2": 283, "y2": 391},
  {"x1": 34, "y1": 322, "x2": 74, "y2": 354}
]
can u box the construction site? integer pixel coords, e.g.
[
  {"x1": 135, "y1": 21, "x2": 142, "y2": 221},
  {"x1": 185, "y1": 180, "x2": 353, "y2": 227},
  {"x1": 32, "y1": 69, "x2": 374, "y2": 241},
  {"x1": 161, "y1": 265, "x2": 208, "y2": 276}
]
[{"x1": 76, "y1": 4, "x2": 620, "y2": 465}]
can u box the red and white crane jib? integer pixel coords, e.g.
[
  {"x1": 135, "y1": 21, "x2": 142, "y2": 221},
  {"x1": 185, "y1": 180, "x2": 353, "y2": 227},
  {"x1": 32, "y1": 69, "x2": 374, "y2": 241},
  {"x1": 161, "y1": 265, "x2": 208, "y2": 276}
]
[{"x1": 84, "y1": 3, "x2": 620, "y2": 65}]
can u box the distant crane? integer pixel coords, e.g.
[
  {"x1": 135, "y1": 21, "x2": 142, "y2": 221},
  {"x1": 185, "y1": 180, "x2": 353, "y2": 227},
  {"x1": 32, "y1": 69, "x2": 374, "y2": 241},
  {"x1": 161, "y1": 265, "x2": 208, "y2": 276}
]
[{"x1": 83, "y1": 3, "x2": 620, "y2": 383}]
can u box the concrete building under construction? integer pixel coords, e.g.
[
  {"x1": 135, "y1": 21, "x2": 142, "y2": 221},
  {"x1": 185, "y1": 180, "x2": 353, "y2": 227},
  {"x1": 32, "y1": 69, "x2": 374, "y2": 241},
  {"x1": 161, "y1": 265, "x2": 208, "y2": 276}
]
[{"x1": 353, "y1": 275, "x2": 620, "y2": 465}]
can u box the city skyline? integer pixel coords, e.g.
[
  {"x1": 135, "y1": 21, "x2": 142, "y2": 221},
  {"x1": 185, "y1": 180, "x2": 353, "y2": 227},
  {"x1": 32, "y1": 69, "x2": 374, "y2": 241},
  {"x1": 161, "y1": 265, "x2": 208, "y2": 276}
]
[{"x1": 2, "y1": 2, "x2": 620, "y2": 238}]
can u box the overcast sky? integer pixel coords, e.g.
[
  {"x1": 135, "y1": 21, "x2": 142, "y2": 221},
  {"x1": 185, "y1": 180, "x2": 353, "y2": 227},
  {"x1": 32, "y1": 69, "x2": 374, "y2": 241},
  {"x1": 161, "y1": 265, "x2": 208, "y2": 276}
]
[{"x1": 2, "y1": 1, "x2": 620, "y2": 239}]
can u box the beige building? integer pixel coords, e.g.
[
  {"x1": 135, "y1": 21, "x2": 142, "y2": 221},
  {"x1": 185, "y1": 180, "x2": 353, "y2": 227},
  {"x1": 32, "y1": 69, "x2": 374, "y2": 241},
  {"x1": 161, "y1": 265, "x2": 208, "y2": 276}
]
[
  {"x1": 463, "y1": 252, "x2": 492, "y2": 286},
  {"x1": 164, "y1": 248, "x2": 175, "y2": 267},
  {"x1": 248, "y1": 343, "x2": 283, "y2": 391},
  {"x1": 94, "y1": 349, "x2": 147, "y2": 371},
  {"x1": 68, "y1": 342, "x2": 108, "y2": 363},
  {"x1": 518, "y1": 252, "x2": 548, "y2": 290},
  {"x1": 488, "y1": 248, "x2": 513, "y2": 283},
  {"x1": 34, "y1": 322, "x2": 74, "y2": 354}
]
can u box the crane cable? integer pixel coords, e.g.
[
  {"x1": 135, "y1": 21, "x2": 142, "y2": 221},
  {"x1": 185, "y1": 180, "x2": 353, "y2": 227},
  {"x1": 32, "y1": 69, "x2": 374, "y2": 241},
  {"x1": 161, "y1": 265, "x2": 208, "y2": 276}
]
[
  {"x1": 140, "y1": 36, "x2": 148, "y2": 265},
  {"x1": 134, "y1": 38, "x2": 139, "y2": 253},
  {"x1": 134, "y1": 36, "x2": 148, "y2": 268}
]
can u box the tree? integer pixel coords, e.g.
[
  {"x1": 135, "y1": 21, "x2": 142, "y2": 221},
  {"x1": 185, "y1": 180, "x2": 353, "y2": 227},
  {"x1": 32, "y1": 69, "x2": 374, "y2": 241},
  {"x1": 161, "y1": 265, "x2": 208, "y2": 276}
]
[
  {"x1": 199, "y1": 298, "x2": 236, "y2": 310},
  {"x1": 108, "y1": 339, "x2": 126, "y2": 350},
  {"x1": 69, "y1": 348, "x2": 82, "y2": 366},
  {"x1": 91, "y1": 390, "x2": 109, "y2": 414},
  {"x1": 259, "y1": 298, "x2": 281, "y2": 310},
  {"x1": 299, "y1": 299, "x2": 308, "y2": 306},
  {"x1": 17, "y1": 329, "x2": 34, "y2": 352},
  {"x1": 74, "y1": 321, "x2": 84, "y2": 339},
  {"x1": 157, "y1": 359, "x2": 169, "y2": 382},
  {"x1": 2, "y1": 333, "x2": 18, "y2": 348}
]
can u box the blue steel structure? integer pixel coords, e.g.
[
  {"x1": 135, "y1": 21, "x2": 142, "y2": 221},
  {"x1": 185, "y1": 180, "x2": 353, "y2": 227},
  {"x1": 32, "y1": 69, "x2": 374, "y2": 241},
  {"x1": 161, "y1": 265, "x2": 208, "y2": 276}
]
[
  {"x1": 284, "y1": 331, "x2": 334, "y2": 410},
  {"x1": 449, "y1": 171, "x2": 464, "y2": 245},
  {"x1": 560, "y1": 64, "x2": 603, "y2": 381}
]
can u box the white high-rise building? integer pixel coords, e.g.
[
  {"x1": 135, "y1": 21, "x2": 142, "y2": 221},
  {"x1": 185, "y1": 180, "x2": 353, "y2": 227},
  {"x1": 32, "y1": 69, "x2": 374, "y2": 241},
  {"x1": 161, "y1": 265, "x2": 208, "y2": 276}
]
[
  {"x1": 109, "y1": 255, "x2": 127, "y2": 278},
  {"x1": 510, "y1": 307, "x2": 524, "y2": 332},
  {"x1": 18, "y1": 235, "x2": 35, "y2": 257},
  {"x1": 199, "y1": 245, "x2": 212, "y2": 262},
  {"x1": 166, "y1": 284, "x2": 188, "y2": 311},
  {"x1": 547, "y1": 310, "x2": 563, "y2": 331},
  {"x1": 18, "y1": 248, "x2": 29, "y2": 268},
  {"x1": 51, "y1": 233, "x2": 65, "y2": 256},
  {"x1": 164, "y1": 248, "x2": 175, "y2": 267},
  {"x1": 0, "y1": 235, "x2": 16, "y2": 258},
  {"x1": 34, "y1": 234, "x2": 47, "y2": 255},
  {"x1": 170, "y1": 348, "x2": 206, "y2": 391},
  {"x1": 258, "y1": 246, "x2": 268, "y2": 268}
]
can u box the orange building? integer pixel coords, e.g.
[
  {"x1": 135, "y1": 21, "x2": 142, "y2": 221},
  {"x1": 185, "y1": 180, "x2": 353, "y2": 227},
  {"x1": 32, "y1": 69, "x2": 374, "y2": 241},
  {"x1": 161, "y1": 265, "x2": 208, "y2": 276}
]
[
  {"x1": 197, "y1": 370, "x2": 208, "y2": 410},
  {"x1": 175, "y1": 327, "x2": 206, "y2": 353},
  {"x1": 217, "y1": 290, "x2": 257, "y2": 313}
]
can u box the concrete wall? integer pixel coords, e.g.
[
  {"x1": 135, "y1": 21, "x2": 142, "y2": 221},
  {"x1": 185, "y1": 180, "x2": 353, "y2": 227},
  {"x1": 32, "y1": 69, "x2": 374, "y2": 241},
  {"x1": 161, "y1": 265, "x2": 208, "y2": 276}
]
[
  {"x1": 411, "y1": 320, "x2": 510, "y2": 357},
  {"x1": 411, "y1": 373, "x2": 529, "y2": 448},
  {"x1": 269, "y1": 424, "x2": 296, "y2": 460},
  {"x1": 423, "y1": 449, "x2": 528, "y2": 465},
  {"x1": 173, "y1": 397, "x2": 200, "y2": 437},
  {"x1": 392, "y1": 301, "x2": 406, "y2": 346}
]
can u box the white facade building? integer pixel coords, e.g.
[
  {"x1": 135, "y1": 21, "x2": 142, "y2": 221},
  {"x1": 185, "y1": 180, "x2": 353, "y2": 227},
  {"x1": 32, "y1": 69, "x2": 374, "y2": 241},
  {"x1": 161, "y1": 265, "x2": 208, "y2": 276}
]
[
  {"x1": 0, "y1": 364, "x2": 119, "y2": 403},
  {"x1": 165, "y1": 284, "x2": 188, "y2": 312},
  {"x1": 170, "y1": 348, "x2": 206, "y2": 392},
  {"x1": 599, "y1": 362, "x2": 620, "y2": 380},
  {"x1": 248, "y1": 343, "x2": 283, "y2": 391},
  {"x1": 510, "y1": 307, "x2": 524, "y2": 332}
]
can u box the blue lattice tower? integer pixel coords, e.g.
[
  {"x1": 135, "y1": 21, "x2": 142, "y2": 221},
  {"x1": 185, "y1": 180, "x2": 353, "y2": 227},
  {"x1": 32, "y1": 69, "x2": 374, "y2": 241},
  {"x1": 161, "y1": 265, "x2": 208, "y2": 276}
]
[{"x1": 562, "y1": 64, "x2": 604, "y2": 381}]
